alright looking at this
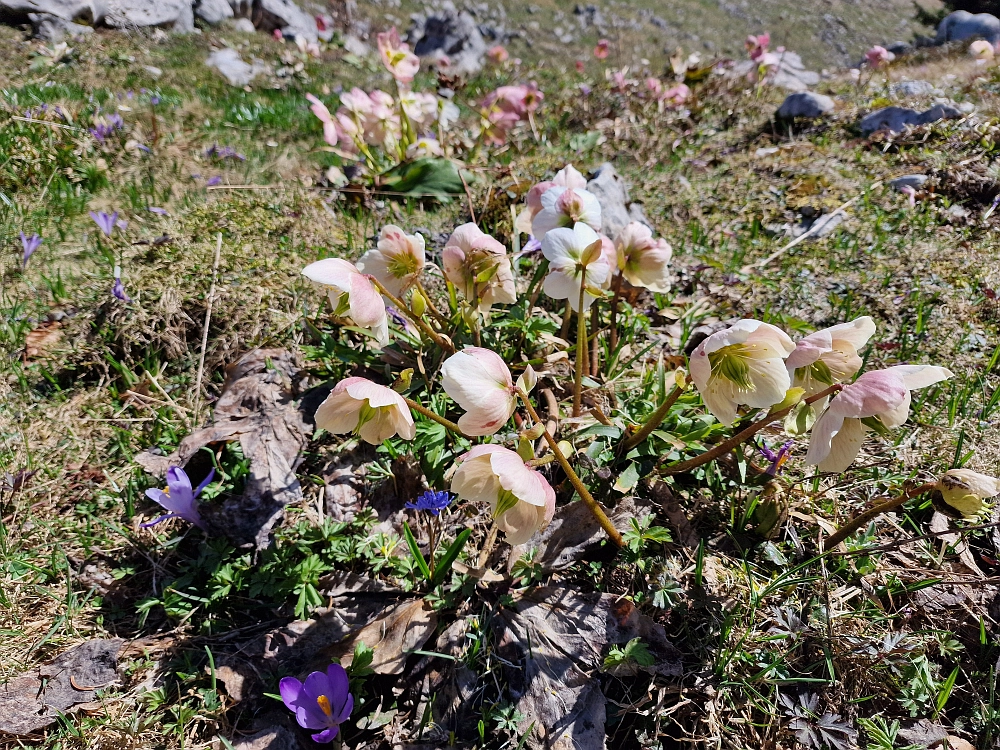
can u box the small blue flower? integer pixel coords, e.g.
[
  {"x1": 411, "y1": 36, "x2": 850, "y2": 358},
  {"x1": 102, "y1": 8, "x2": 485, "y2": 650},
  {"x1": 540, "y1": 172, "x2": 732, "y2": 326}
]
[
  {"x1": 20, "y1": 232, "x2": 41, "y2": 267},
  {"x1": 143, "y1": 466, "x2": 214, "y2": 530},
  {"x1": 406, "y1": 490, "x2": 452, "y2": 515},
  {"x1": 90, "y1": 210, "x2": 118, "y2": 237}
]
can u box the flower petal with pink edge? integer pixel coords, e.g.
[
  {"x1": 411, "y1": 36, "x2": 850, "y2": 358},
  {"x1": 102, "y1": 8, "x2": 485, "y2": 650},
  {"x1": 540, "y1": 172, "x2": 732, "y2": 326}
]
[{"x1": 441, "y1": 348, "x2": 515, "y2": 436}]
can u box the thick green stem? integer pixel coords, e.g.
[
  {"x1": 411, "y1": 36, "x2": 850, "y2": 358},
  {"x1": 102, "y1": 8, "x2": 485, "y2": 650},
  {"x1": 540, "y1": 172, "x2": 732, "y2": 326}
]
[
  {"x1": 822, "y1": 482, "x2": 936, "y2": 550},
  {"x1": 403, "y1": 396, "x2": 468, "y2": 437},
  {"x1": 661, "y1": 384, "x2": 842, "y2": 475},
  {"x1": 622, "y1": 383, "x2": 685, "y2": 452},
  {"x1": 517, "y1": 388, "x2": 624, "y2": 548},
  {"x1": 370, "y1": 276, "x2": 455, "y2": 354},
  {"x1": 572, "y1": 283, "x2": 587, "y2": 418}
]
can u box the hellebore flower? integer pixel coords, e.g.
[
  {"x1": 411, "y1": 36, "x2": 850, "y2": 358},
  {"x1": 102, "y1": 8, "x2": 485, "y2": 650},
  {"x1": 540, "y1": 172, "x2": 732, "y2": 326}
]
[
  {"x1": 594, "y1": 39, "x2": 610, "y2": 59},
  {"x1": 306, "y1": 93, "x2": 342, "y2": 147},
  {"x1": 746, "y1": 33, "x2": 770, "y2": 61},
  {"x1": 279, "y1": 663, "x2": 353, "y2": 744},
  {"x1": 451, "y1": 445, "x2": 556, "y2": 545},
  {"x1": 615, "y1": 222, "x2": 673, "y2": 293},
  {"x1": 865, "y1": 45, "x2": 895, "y2": 68},
  {"x1": 405, "y1": 136, "x2": 444, "y2": 159},
  {"x1": 515, "y1": 164, "x2": 588, "y2": 234},
  {"x1": 406, "y1": 489, "x2": 452, "y2": 515},
  {"x1": 143, "y1": 466, "x2": 213, "y2": 530},
  {"x1": 663, "y1": 83, "x2": 690, "y2": 106},
  {"x1": 20, "y1": 232, "x2": 41, "y2": 267},
  {"x1": 441, "y1": 347, "x2": 516, "y2": 436},
  {"x1": 356, "y1": 225, "x2": 426, "y2": 297},
  {"x1": 689, "y1": 320, "x2": 796, "y2": 426},
  {"x1": 805, "y1": 365, "x2": 954, "y2": 473},
  {"x1": 541, "y1": 222, "x2": 611, "y2": 312},
  {"x1": 90, "y1": 210, "x2": 118, "y2": 237},
  {"x1": 487, "y1": 45, "x2": 509, "y2": 64},
  {"x1": 531, "y1": 186, "x2": 602, "y2": 240},
  {"x1": 441, "y1": 223, "x2": 516, "y2": 313},
  {"x1": 785, "y1": 317, "x2": 876, "y2": 400},
  {"x1": 970, "y1": 40, "x2": 995, "y2": 62},
  {"x1": 936, "y1": 469, "x2": 1000, "y2": 517},
  {"x1": 377, "y1": 26, "x2": 420, "y2": 83},
  {"x1": 302, "y1": 258, "x2": 390, "y2": 346},
  {"x1": 399, "y1": 90, "x2": 440, "y2": 129},
  {"x1": 315, "y1": 377, "x2": 415, "y2": 444}
]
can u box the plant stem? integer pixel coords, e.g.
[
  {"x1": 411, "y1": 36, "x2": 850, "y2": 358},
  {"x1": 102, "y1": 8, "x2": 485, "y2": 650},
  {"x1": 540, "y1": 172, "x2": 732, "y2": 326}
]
[
  {"x1": 590, "y1": 304, "x2": 600, "y2": 376},
  {"x1": 517, "y1": 388, "x2": 624, "y2": 547},
  {"x1": 622, "y1": 383, "x2": 685, "y2": 452},
  {"x1": 608, "y1": 272, "x2": 623, "y2": 352},
  {"x1": 404, "y1": 396, "x2": 468, "y2": 437},
  {"x1": 370, "y1": 276, "x2": 455, "y2": 354},
  {"x1": 661, "y1": 384, "x2": 842, "y2": 475},
  {"x1": 573, "y1": 284, "x2": 587, "y2": 418},
  {"x1": 414, "y1": 279, "x2": 449, "y2": 326},
  {"x1": 822, "y1": 482, "x2": 936, "y2": 550}
]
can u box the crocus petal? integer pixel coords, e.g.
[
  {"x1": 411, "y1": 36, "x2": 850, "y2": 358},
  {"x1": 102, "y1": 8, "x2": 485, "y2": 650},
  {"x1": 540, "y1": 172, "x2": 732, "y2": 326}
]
[
  {"x1": 311, "y1": 728, "x2": 339, "y2": 744},
  {"x1": 279, "y1": 677, "x2": 305, "y2": 711}
]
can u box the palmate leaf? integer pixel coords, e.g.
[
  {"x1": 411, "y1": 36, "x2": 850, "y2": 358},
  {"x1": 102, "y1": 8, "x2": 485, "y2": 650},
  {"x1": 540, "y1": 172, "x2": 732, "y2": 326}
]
[{"x1": 378, "y1": 158, "x2": 466, "y2": 202}]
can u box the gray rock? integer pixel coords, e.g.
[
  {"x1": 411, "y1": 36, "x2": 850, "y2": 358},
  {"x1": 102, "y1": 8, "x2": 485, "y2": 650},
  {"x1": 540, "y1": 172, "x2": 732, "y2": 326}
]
[
  {"x1": 250, "y1": 0, "x2": 317, "y2": 42},
  {"x1": 28, "y1": 12, "x2": 93, "y2": 40},
  {"x1": 0, "y1": 0, "x2": 103, "y2": 23},
  {"x1": 195, "y1": 0, "x2": 232, "y2": 25},
  {"x1": 777, "y1": 91, "x2": 835, "y2": 119},
  {"x1": 890, "y1": 174, "x2": 928, "y2": 191},
  {"x1": 206, "y1": 47, "x2": 266, "y2": 86},
  {"x1": 860, "y1": 104, "x2": 963, "y2": 136},
  {"x1": 104, "y1": 0, "x2": 194, "y2": 32},
  {"x1": 342, "y1": 34, "x2": 369, "y2": 56},
  {"x1": 936, "y1": 10, "x2": 1000, "y2": 45},
  {"x1": 408, "y1": 0, "x2": 488, "y2": 76},
  {"x1": 143, "y1": 64, "x2": 162, "y2": 77},
  {"x1": 729, "y1": 50, "x2": 820, "y2": 92},
  {"x1": 586, "y1": 163, "x2": 653, "y2": 242},
  {"x1": 226, "y1": 16, "x2": 256, "y2": 33},
  {"x1": 890, "y1": 80, "x2": 939, "y2": 99},
  {"x1": 886, "y1": 41, "x2": 913, "y2": 56},
  {"x1": 232, "y1": 727, "x2": 301, "y2": 750}
]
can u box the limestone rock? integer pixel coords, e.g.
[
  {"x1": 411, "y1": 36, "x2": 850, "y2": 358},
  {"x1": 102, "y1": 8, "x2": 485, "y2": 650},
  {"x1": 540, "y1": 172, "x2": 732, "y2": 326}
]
[
  {"x1": 195, "y1": 0, "x2": 232, "y2": 25},
  {"x1": 890, "y1": 80, "x2": 940, "y2": 99},
  {"x1": 408, "y1": 0, "x2": 488, "y2": 77},
  {"x1": 104, "y1": 0, "x2": 194, "y2": 32},
  {"x1": 730, "y1": 50, "x2": 820, "y2": 92},
  {"x1": 586, "y1": 162, "x2": 652, "y2": 242},
  {"x1": 890, "y1": 174, "x2": 929, "y2": 191},
  {"x1": 206, "y1": 47, "x2": 266, "y2": 86},
  {"x1": 776, "y1": 91, "x2": 835, "y2": 119},
  {"x1": 28, "y1": 12, "x2": 93, "y2": 40},
  {"x1": 860, "y1": 104, "x2": 963, "y2": 136},
  {"x1": 936, "y1": 10, "x2": 1000, "y2": 45},
  {"x1": 250, "y1": 0, "x2": 317, "y2": 42}
]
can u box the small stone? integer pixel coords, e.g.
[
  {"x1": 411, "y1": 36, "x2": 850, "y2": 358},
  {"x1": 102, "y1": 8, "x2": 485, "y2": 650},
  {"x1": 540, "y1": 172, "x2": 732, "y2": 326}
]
[
  {"x1": 228, "y1": 17, "x2": 258, "y2": 34},
  {"x1": 342, "y1": 34, "x2": 369, "y2": 56},
  {"x1": 143, "y1": 65, "x2": 163, "y2": 78},
  {"x1": 890, "y1": 80, "x2": 939, "y2": 99},
  {"x1": 586, "y1": 163, "x2": 652, "y2": 242},
  {"x1": 207, "y1": 48, "x2": 263, "y2": 87},
  {"x1": 860, "y1": 104, "x2": 963, "y2": 136},
  {"x1": 890, "y1": 175, "x2": 928, "y2": 191},
  {"x1": 408, "y1": 0, "x2": 488, "y2": 76},
  {"x1": 776, "y1": 91, "x2": 835, "y2": 119},
  {"x1": 195, "y1": 0, "x2": 234, "y2": 26}
]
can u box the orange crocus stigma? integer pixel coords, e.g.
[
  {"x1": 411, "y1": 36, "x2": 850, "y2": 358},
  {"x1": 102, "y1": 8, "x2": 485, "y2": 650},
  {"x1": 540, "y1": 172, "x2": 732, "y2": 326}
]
[{"x1": 316, "y1": 694, "x2": 333, "y2": 717}]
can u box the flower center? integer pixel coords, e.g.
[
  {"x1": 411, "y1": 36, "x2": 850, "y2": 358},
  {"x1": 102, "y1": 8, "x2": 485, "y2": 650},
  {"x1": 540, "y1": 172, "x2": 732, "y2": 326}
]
[
  {"x1": 797, "y1": 359, "x2": 834, "y2": 387},
  {"x1": 387, "y1": 253, "x2": 419, "y2": 279},
  {"x1": 316, "y1": 694, "x2": 333, "y2": 717},
  {"x1": 355, "y1": 400, "x2": 385, "y2": 434},
  {"x1": 494, "y1": 488, "x2": 519, "y2": 518},
  {"x1": 708, "y1": 344, "x2": 756, "y2": 391}
]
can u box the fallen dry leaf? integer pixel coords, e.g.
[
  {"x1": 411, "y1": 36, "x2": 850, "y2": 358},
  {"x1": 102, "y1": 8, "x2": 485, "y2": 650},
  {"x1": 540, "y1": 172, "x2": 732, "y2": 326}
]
[
  {"x1": 321, "y1": 598, "x2": 438, "y2": 674},
  {"x1": 135, "y1": 348, "x2": 310, "y2": 549},
  {"x1": 0, "y1": 639, "x2": 122, "y2": 736},
  {"x1": 23, "y1": 321, "x2": 62, "y2": 360}
]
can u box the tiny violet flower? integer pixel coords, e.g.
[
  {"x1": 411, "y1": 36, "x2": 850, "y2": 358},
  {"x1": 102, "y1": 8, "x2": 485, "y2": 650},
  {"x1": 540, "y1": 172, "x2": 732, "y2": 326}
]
[
  {"x1": 112, "y1": 266, "x2": 131, "y2": 302},
  {"x1": 758, "y1": 440, "x2": 793, "y2": 476},
  {"x1": 90, "y1": 210, "x2": 118, "y2": 237},
  {"x1": 143, "y1": 466, "x2": 213, "y2": 530},
  {"x1": 147, "y1": 206, "x2": 169, "y2": 215},
  {"x1": 441, "y1": 347, "x2": 517, "y2": 436},
  {"x1": 206, "y1": 176, "x2": 222, "y2": 187},
  {"x1": 279, "y1": 663, "x2": 353, "y2": 744},
  {"x1": 406, "y1": 489, "x2": 452, "y2": 515},
  {"x1": 205, "y1": 144, "x2": 245, "y2": 161},
  {"x1": 20, "y1": 232, "x2": 42, "y2": 267}
]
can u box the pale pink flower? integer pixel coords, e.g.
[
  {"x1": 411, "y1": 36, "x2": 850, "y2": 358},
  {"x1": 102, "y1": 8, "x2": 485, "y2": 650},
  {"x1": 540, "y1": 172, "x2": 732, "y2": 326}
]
[
  {"x1": 405, "y1": 136, "x2": 444, "y2": 159},
  {"x1": 356, "y1": 225, "x2": 426, "y2": 297},
  {"x1": 936, "y1": 469, "x2": 1000, "y2": 516},
  {"x1": 785, "y1": 317, "x2": 876, "y2": 398},
  {"x1": 594, "y1": 39, "x2": 610, "y2": 59},
  {"x1": 302, "y1": 258, "x2": 389, "y2": 346},
  {"x1": 479, "y1": 106, "x2": 521, "y2": 146},
  {"x1": 399, "y1": 90, "x2": 439, "y2": 129},
  {"x1": 646, "y1": 77, "x2": 663, "y2": 97},
  {"x1": 315, "y1": 377, "x2": 415, "y2": 444},
  {"x1": 746, "y1": 33, "x2": 770, "y2": 61},
  {"x1": 451, "y1": 445, "x2": 556, "y2": 545},
  {"x1": 806, "y1": 365, "x2": 953, "y2": 473},
  {"x1": 441, "y1": 348, "x2": 516, "y2": 436},
  {"x1": 865, "y1": 46, "x2": 895, "y2": 69},
  {"x1": 616, "y1": 222, "x2": 673, "y2": 293},
  {"x1": 689, "y1": 320, "x2": 796, "y2": 425},
  {"x1": 487, "y1": 45, "x2": 509, "y2": 64},
  {"x1": 515, "y1": 164, "x2": 588, "y2": 234},
  {"x1": 900, "y1": 185, "x2": 916, "y2": 207},
  {"x1": 340, "y1": 88, "x2": 374, "y2": 117},
  {"x1": 597, "y1": 233, "x2": 617, "y2": 289},
  {"x1": 306, "y1": 94, "x2": 341, "y2": 147},
  {"x1": 575, "y1": 60, "x2": 585, "y2": 73},
  {"x1": 442, "y1": 223, "x2": 516, "y2": 312},
  {"x1": 970, "y1": 40, "x2": 995, "y2": 63},
  {"x1": 531, "y1": 186, "x2": 602, "y2": 240},
  {"x1": 663, "y1": 83, "x2": 690, "y2": 106},
  {"x1": 541, "y1": 222, "x2": 611, "y2": 311},
  {"x1": 377, "y1": 27, "x2": 420, "y2": 83}
]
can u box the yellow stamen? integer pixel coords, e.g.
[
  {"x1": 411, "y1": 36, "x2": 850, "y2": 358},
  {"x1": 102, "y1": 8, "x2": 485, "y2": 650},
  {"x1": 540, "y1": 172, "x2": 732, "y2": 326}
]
[{"x1": 316, "y1": 695, "x2": 332, "y2": 717}]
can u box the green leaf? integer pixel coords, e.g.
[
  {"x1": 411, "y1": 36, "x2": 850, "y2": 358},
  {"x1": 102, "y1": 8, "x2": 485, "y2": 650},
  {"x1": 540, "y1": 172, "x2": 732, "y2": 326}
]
[
  {"x1": 403, "y1": 523, "x2": 431, "y2": 582},
  {"x1": 613, "y1": 462, "x2": 641, "y2": 493},
  {"x1": 430, "y1": 528, "x2": 472, "y2": 589},
  {"x1": 378, "y1": 158, "x2": 465, "y2": 202}
]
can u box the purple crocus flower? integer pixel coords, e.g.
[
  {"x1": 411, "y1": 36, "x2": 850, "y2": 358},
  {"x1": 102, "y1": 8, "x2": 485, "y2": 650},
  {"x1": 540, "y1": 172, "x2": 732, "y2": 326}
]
[
  {"x1": 522, "y1": 236, "x2": 542, "y2": 254},
  {"x1": 90, "y1": 211, "x2": 118, "y2": 237},
  {"x1": 205, "y1": 144, "x2": 245, "y2": 161},
  {"x1": 112, "y1": 268, "x2": 132, "y2": 302},
  {"x1": 206, "y1": 176, "x2": 222, "y2": 187},
  {"x1": 279, "y1": 663, "x2": 353, "y2": 743},
  {"x1": 20, "y1": 232, "x2": 42, "y2": 267},
  {"x1": 148, "y1": 206, "x2": 169, "y2": 215},
  {"x1": 758, "y1": 440, "x2": 793, "y2": 476},
  {"x1": 142, "y1": 466, "x2": 214, "y2": 530},
  {"x1": 406, "y1": 490, "x2": 452, "y2": 516}
]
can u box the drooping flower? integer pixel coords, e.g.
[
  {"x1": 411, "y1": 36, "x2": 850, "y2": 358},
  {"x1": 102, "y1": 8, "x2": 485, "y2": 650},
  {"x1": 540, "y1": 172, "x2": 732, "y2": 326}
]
[
  {"x1": 143, "y1": 466, "x2": 214, "y2": 530},
  {"x1": 970, "y1": 40, "x2": 995, "y2": 62},
  {"x1": 936, "y1": 469, "x2": 1000, "y2": 517},
  {"x1": 689, "y1": 320, "x2": 796, "y2": 425},
  {"x1": 451, "y1": 445, "x2": 556, "y2": 545},
  {"x1": 340, "y1": 87, "x2": 375, "y2": 118},
  {"x1": 441, "y1": 223, "x2": 516, "y2": 313},
  {"x1": 785, "y1": 317, "x2": 876, "y2": 399},
  {"x1": 663, "y1": 83, "x2": 690, "y2": 106},
  {"x1": 441, "y1": 347, "x2": 516, "y2": 436},
  {"x1": 515, "y1": 165, "x2": 588, "y2": 234},
  {"x1": 302, "y1": 258, "x2": 390, "y2": 346},
  {"x1": 594, "y1": 39, "x2": 610, "y2": 59},
  {"x1": 279, "y1": 663, "x2": 354, "y2": 744},
  {"x1": 315, "y1": 377, "x2": 415, "y2": 444},
  {"x1": 531, "y1": 186, "x2": 602, "y2": 240},
  {"x1": 306, "y1": 93, "x2": 342, "y2": 147},
  {"x1": 20, "y1": 232, "x2": 41, "y2": 267},
  {"x1": 356, "y1": 225, "x2": 426, "y2": 297},
  {"x1": 405, "y1": 136, "x2": 444, "y2": 159},
  {"x1": 405, "y1": 489, "x2": 452, "y2": 515},
  {"x1": 90, "y1": 210, "x2": 118, "y2": 237},
  {"x1": 865, "y1": 45, "x2": 895, "y2": 68},
  {"x1": 805, "y1": 365, "x2": 953, "y2": 473},
  {"x1": 487, "y1": 45, "x2": 509, "y2": 64},
  {"x1": 615, "y1": 222, "x2": 673, "y2": 293},
  {"x1": 399, "y1": 90, "x2": 439, "y2": 129},
  {"x1": 377, "y1": 27, "x2": 420, "y2": 83},
  {"x1": 541, "y1": 222, "x2": 610, "y2": 310}
]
